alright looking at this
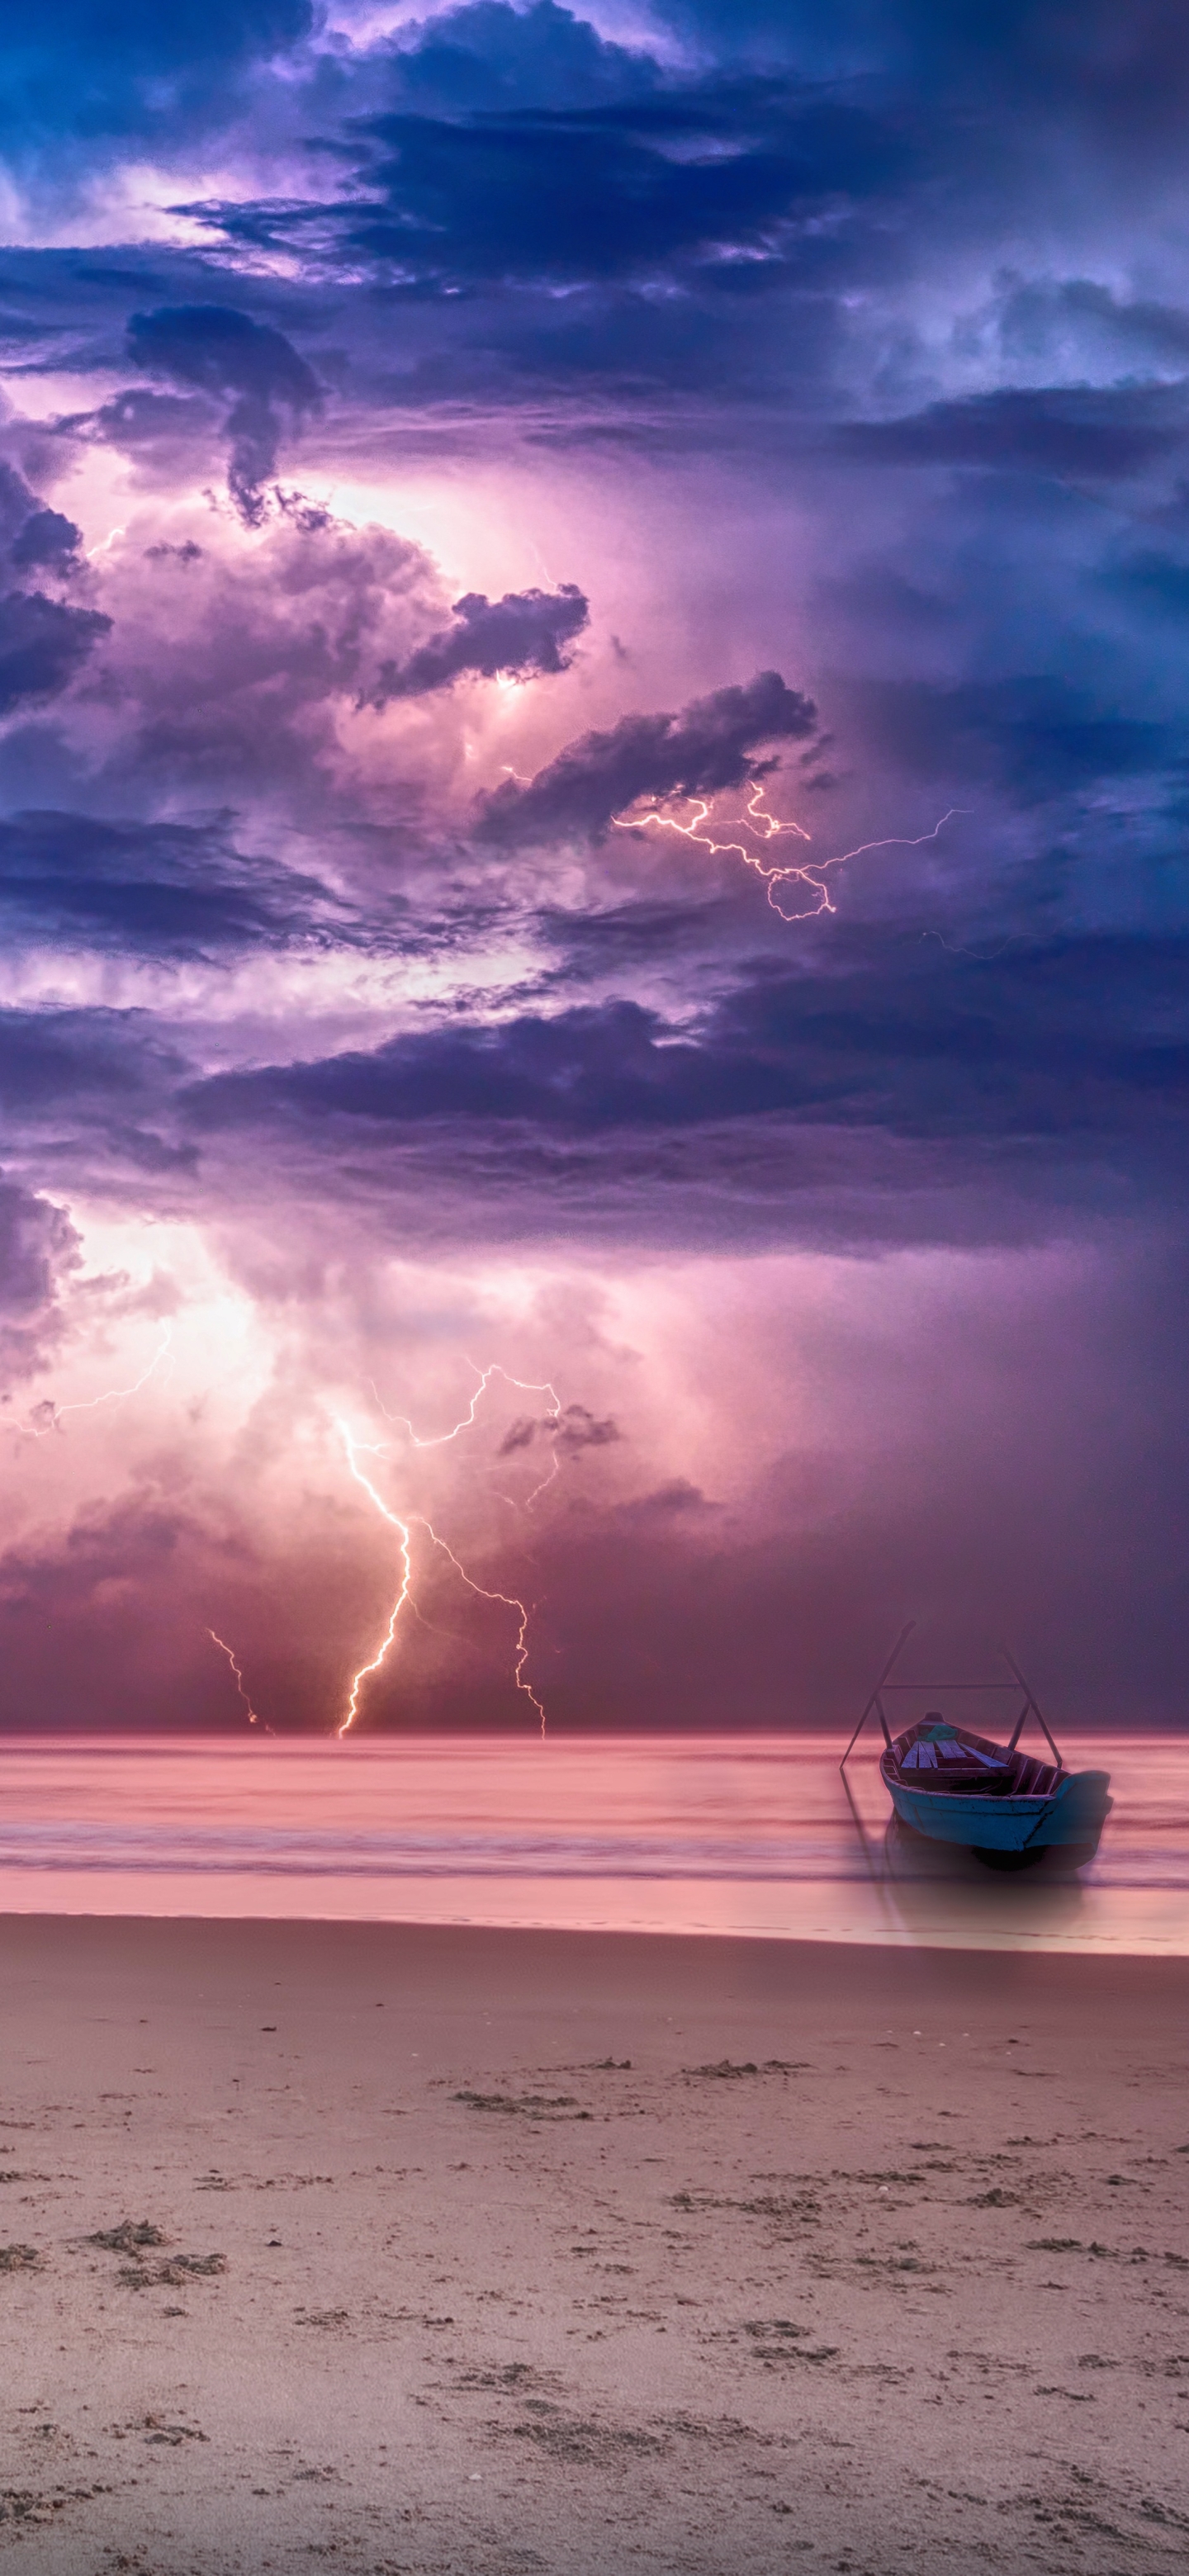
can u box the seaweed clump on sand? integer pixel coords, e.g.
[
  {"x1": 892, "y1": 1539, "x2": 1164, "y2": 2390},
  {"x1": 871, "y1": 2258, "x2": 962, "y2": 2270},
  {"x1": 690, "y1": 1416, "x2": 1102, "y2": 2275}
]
[
  {"x1": 0, "y1": 2244, "x2": 42, "y2": 2271},
  {"x1": 87, "y1": 2222, "x2": 167, "y2": 2253},
  {"x1": 453, "y1": 2091, "x2": 592, "y2": 2120},
  {"x1": 117, "y1": 2253, "x2": 228, "y2": 2290},
  {"x1": 86, "y1": 2221, "x2": 226, "y2": 2290}
]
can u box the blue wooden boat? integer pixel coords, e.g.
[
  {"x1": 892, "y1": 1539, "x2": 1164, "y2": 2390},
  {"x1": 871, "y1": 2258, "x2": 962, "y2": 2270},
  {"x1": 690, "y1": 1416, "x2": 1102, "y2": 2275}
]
[{"x1": 841, "y1": 1625, "x2": 1111, "y2": 1870}]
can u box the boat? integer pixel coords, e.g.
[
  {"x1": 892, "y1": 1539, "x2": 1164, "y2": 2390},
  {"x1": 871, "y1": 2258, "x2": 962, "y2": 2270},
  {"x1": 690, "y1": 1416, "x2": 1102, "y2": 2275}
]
[{"x1": 841, "y1": 1625, "x2": 1111, "y2": 1870}]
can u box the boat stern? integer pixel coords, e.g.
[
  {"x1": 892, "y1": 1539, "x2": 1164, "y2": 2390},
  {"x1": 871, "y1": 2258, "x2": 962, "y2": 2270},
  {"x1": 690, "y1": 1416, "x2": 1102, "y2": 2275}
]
[{"x1": 1024, "y1": 1769, "x2": 1112, "y2": 1849}]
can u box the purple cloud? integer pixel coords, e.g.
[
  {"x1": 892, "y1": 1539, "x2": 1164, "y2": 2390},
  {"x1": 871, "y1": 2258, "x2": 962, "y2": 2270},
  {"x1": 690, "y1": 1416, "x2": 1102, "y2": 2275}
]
[
  {"x1": 478, "y1": 670, "x2": 817, "y2": 841},
  {"x1": 362, "y1": 583, "x2": 589, "y2": 706},
  {"x1": 127, "y1": 305, "x2": 320, "y2": 523}
]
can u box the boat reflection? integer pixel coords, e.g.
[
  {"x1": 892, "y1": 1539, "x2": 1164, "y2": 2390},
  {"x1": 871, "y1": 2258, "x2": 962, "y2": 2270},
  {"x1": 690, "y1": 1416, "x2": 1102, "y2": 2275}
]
[
  {"x1": 839, "y1": 1766, "x2": 1094, "y2": 1939},
  {"x1": 882, "y1": 1815, "x2": 1092, "y2": 1887}
]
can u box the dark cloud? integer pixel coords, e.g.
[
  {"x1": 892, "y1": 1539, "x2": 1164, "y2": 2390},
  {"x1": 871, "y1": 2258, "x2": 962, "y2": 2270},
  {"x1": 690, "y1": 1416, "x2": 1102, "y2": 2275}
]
[
  {"x1": 0, "y1": 3, "x2": 315, "y2": 157},
  {"x1": 77, "y1": 386, "x2": 213, "y2": 453},
  {"x1": 1109, "y1": 550, "x2": 1189, "y2": 618},
  {"x1": 852, "y1": 676, "x2": 1172, "y2": 802},
  {"x1": 0, "y1": 809, "x2": 348, "y2": 959},
  {"x1": 479, "y1": 670, "x2": 817, "y2": 842},
  {"x1": 498, "y1": 1401, "x2": 620, "y2": 1455},
  {"x1": 363, "y1": 583, "x2": 589, "y2": 708},
  {"x1": 901, "y1": 0, "x2": 1189, "y2": 144},
  {"x1": 390, "y1": 2, "x2": 664, "y2": 117},
  {"x1": 536, "y1": 892, "x2": 737, "y2": 983},
  {"x1": 0, "y1": 1007, "x2": 196, "y2": 1184},
  {"x1": 188, "y1": 997, "x2": 713, "y2": 1133},
  {"x1": 528, "y1": 1234, "x2": 1189, "y2": 1730},
  {"x1": 995, "y1": 277, "x2": 1189, "y2": 374},
  {"x1": 183, "y1": 929, "x2": 1189, "y2": 1166},
  {"x1": 0, "y1": 1176, "x2": 79, "y2": 1389},
  {"x1": 343, "y1": 86, "x2": 895, "y2": 286},
  {"x1": 10, "y1": 505, "x2": 82, "y2": 570},
  {"x1": 155, "y1": 0, "x2": 1189, "y2": 356},
  {"x1": 180, "y1": 65, "x2": 903, "y2": 291},
  {"x1": 660, "y1": 2, "x2": 1189, "y2": 144},
  {"x1": 705, "y1": 935, "x2": 1189, "y2": 1144},
  {"x1": 127, "y1": 305, "x2": 320, "y2": 523},
  {"x1": 831, "y1": 384, "x2": 1189, "y2": 480},
  {"x1": 623, "y1": 1476, "x2": 712, "y2": 1516},
  {"x1": 0, "y1": 590, "x2": 111, "y2": 716},
  {"x1": 0, "y1": 1488, "x2": 218, "y2": 1731},
  {"x1": 0, "y1": 1006, "x2": 184, "y2": 1116},
  {"x1": 0, "y1": 461, "x2": 82, "y2": 571},
  {"x1": 553, "y1": 1402, "x2": 621, "y2": 1455}
]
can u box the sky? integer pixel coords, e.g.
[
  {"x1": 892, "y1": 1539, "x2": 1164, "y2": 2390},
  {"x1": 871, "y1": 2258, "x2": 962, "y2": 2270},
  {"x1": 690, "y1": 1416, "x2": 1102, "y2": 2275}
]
[{"x1": 0, "y1": 1, "x2": 1186, "y2": 1733}]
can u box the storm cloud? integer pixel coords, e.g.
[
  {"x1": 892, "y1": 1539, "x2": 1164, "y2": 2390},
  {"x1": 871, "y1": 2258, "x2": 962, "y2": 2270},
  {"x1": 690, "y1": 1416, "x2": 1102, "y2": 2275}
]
[
  {"x1": 187, "y1": 74, "x2": 902, "y2": 291},
  {"x1": 0, "y1": 1176, "x2": 79, "y2": 1389},
  {"x1": 364, "y1": 583, "x2": 590, "y2": 707},
  {"x1": 0, "y1": 809, "x2": 346, "y2": 958},
  {"x1": 0, "y1": 587, "x2": 109, "y2": 716},
  {"x1": 480, "y1": 672, "x2": 818, "y2": 841},
  {"x1": 182, "y1": 929, "x2": 1189, "y2": 1163},
  {"x1": 0, "y1": 2, "x2": 1187, "y2": 1725},
  {"x1": 127, "y1": 305, "x2": 321, "y2": 523}
]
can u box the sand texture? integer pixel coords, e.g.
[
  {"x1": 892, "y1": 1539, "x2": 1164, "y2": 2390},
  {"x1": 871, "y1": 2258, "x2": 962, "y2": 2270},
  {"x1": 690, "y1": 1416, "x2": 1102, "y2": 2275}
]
[{"x1": 0, "y1": 1917, "x2": 1187, "y2": 2573}]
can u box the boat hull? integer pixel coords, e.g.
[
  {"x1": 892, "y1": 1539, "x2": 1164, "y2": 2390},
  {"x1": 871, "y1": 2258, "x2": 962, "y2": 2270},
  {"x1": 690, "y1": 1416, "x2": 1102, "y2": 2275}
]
[{"x1": 885, "y1": 1768, "x2": 1111, "y2": 1854}]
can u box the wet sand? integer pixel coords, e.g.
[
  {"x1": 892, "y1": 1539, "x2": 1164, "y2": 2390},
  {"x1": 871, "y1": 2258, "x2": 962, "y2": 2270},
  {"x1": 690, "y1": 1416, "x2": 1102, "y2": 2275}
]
[{"x1": 0, "y1": 1915, "x2": 1187, "y2": 2572}]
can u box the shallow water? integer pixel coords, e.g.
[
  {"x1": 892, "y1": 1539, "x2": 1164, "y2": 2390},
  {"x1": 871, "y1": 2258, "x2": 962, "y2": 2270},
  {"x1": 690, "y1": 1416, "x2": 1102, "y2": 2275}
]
[{"x1": 0, "y1": 1734, "x2": 1185, "y2": 1953}]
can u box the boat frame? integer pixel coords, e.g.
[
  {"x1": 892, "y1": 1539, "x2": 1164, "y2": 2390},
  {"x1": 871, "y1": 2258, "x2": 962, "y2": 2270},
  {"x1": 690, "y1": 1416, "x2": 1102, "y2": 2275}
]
[{"x1": 840, "y1": 1622, "x2": 1061, "y2": 1773}]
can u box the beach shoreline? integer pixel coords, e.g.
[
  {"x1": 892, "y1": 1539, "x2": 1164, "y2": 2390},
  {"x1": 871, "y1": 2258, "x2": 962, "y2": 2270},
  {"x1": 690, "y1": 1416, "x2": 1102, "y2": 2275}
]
[{"x1": 1, "y1": 1915, "x2": 1187, "y2": 2570}]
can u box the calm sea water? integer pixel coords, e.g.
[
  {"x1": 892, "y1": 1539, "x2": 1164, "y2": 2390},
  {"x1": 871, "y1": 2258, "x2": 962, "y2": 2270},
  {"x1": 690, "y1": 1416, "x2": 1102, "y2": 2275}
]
[{"x1": 0, "y1": 1735, "x2": 1186, "y2": 1954}]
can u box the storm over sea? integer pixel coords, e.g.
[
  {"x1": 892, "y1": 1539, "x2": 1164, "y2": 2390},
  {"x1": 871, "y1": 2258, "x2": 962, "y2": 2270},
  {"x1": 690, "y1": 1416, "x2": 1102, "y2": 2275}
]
[{"x1": 0, "y1": 1736, "x2": 1184, "y2": 1955}]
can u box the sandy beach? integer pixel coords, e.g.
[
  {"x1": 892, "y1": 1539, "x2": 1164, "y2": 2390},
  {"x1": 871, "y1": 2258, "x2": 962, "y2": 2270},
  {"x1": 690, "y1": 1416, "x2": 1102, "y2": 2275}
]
[{"x1": 0, "y1": 1917, "x2": 1186, "y2": 2573}]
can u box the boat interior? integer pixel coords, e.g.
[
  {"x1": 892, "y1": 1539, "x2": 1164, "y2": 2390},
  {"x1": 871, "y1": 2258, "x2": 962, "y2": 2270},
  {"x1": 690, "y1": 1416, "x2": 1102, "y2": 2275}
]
[{"x1": 883, "y1": 1721, "x2": 1063, "y2": 1801}]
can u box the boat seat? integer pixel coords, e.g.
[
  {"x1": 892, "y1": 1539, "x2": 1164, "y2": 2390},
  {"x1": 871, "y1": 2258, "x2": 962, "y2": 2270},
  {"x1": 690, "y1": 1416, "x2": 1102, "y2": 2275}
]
[
  {"x1": 888, "y1": 1732, "x2": 1061, "y2": 1800},
  {"x1": 999, "y1": 1754, "x2": 1059, "y2": 1797}
]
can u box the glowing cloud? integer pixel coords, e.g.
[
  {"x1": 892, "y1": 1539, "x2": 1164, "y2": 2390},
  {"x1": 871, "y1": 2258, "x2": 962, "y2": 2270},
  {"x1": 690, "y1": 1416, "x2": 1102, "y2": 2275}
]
[
  {"x1": 370, "y1": 1358, "x2": 563, "y2": 1505},
  {"x1": 22, "y1": 1323, "x2": 173, "y2": 1438}
]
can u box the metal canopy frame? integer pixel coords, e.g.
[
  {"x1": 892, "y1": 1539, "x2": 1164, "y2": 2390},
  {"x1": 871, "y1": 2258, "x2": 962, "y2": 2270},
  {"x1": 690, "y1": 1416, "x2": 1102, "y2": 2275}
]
[{"x1": 839, "y1": 1622, "x2": 1063, "y2": 1773}]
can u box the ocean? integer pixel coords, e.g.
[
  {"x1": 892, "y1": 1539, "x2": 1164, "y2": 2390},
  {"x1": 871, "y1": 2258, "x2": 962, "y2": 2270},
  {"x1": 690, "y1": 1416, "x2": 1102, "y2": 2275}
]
[{"x1": 0, "y1": 1734, "x2": 1185, "y2": 1953}]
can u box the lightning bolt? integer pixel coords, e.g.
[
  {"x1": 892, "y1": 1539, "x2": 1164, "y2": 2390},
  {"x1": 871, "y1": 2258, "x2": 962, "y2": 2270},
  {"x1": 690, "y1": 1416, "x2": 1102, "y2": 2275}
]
[
  {"x1": 22, "y1": 1321, "x2": 173, "y2": 1437},
  {"x1": 369, "y1": 1359, "x2": 564, "y2": 1507},
  {"x1": 206, "y1": 1628, "x2": 272, "y2": 1732},
  {"x1": 612, "y1": 785, "x2": 962, "y2": 921},
  {"x1": 419, "y1": 1516, "x2": 547, "y2": 1735},
  {"x1": 335, "y1": 1420, "x2": 414, "y2": 1739},
  {"x1": 334, "y1": 1412, "x2": 547, "y2": 1737}
]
